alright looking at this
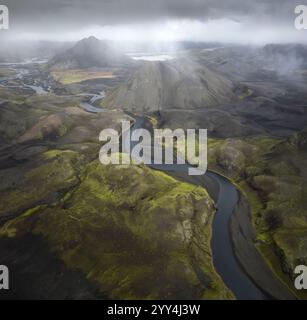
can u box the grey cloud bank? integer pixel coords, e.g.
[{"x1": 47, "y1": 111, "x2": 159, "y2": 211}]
[{"x1": 1, "y1": 0, "x2": 307, "y2": 44}]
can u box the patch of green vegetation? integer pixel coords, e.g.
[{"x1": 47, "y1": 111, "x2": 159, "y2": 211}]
[
  {"x1": 0, "y1": 149, "x2": 82, "y2": 217},
  {"x1": 234, "y1": 85, "x2": 253, "y2": 100},
  {"x1": 100, "y1": 89, "x2": 117, "y2": 109},
  {"x1": 208, "y1": 132, "x2": 307, "y2": 299},
  {"x1": 0, "y1": 101, "x2": 48, "y2": 144},
  {"x1": 52, "y1": 70, "x2": 115, "y2": 85},
  {"x1": 0, "y1": 205, "x2": 46, "y2": 238},
  {"x1": 0, "y1": 160, "x2": 233, "y2": 299},
  {"x1": 257, "y1": 242, "x2": 307, "y2": 300},
  {"x1": 239, "y1": 88, "x2": 253, "y2": 100},
  {"x1": 0, "y1": 68, "x2": 16, "y2": 77}
]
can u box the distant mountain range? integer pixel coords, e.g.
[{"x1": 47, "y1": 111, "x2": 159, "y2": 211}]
[{"x1": 48, "y1": 36, "x2": 132, "y2": 70}]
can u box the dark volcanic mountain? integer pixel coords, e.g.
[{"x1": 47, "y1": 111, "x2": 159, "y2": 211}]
[
  {"x1": 48, "y1": 36, "x2": 132, "y2": 70},
  {"x1": 103, "y1": 57, "x2": 235, "y2": 112}
]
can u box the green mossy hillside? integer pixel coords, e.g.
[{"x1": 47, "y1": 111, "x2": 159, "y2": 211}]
[
  {"x1": 0, "y1": 150, "x2": 82, "y2": 217},
  {"x1": 0, "y1": 158, "x2": 232, "y2": 300},
  {"x1": 208, "y1": 131, "x2": 307, "y2": 299}
]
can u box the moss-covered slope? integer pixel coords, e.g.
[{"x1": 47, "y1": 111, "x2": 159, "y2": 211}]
[
  {"x1": 0, "y1": 151, "x2": 231, "y2": 299},
  {"x1": 208, "y1": 130, "x2": 307, "y2": 299}
]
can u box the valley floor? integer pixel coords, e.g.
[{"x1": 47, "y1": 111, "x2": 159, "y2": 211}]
[{"x1": 0, "y1": 44, "x2": 307, "y2": 299}]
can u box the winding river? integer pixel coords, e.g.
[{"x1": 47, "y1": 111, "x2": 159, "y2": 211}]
[
  {"x1": 208, "y1": 173, "x2": 266, "y2": 299},
  {"x1": 124, "y1": 117, "x2": 267, "y2": 299},
  {"x1": 0, "y1": 63, "x2": 48, "y2": 95},
  {"x1": 0, "y1": 64, "x2": 268, "y2": 299}
]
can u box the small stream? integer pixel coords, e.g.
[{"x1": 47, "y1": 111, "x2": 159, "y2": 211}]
[
  {"x1": 0, "y1": 64, "x2": 106, "y2": 108},
  {"x1": 79, "y1": 92, "x2": 106, "y2": 113},
  {"x1": 0, "y1": 63, "x2": 48, "y2": 95}
]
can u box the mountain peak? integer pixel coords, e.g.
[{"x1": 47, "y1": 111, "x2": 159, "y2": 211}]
[
  {"x1": 48, "y1": 36, "x2": 132, "y2": 70},
  {"x1": 74, "y1": 36, "x2": 104, "y2": 51},
  {"x1": 79, "y1": 36, "x2": 100, "y2": 44},
  {"x1": 86, "y1": 36, "x2": 99, "y2": 41}
]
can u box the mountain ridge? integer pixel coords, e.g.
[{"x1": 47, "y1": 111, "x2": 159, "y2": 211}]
[
  {"x1": 102, "y1": 57, "x2": 236, "y2": 112},
  {"x1": 48, "y1": 36, "x2": 133, "y2": 70}
]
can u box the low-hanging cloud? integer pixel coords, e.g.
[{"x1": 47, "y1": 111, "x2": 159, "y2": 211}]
[{"x1": 1, "y1": 0, "x2": 307, "y2": 44}]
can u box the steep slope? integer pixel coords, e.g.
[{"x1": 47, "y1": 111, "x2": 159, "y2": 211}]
[
  {"x1": 0, "y1": 155, "x2": 232, "y2": 299},
  {"x1": 207, "y1": 129, "x2": 307, "y2": 299},
  {"x1": 48, "y1": 36, "x2": 132, "y2": 70},
  {"x1": 0, "y1": 94, "x2": 232, "y2": 299},
  {"x1": 102, "y1": 57, "x2": 235, "y2": 112}
]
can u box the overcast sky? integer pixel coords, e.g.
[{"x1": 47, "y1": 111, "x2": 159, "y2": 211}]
[{"x1": 1, "y1": 0, "x2": 307, "y2": 44}]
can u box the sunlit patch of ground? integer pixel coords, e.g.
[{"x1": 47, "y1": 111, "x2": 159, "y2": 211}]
[
  {"x1": 51, "y1": 69, "x2": 117, "y2": 84},
  {"x1": 0, "y1": 68, "x2": 16, "y2": 78}
]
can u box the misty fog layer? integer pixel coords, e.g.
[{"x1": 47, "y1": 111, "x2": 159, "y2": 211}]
[{"x1": 1, "y1": 0, "x2": 306, "y2": 44}]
